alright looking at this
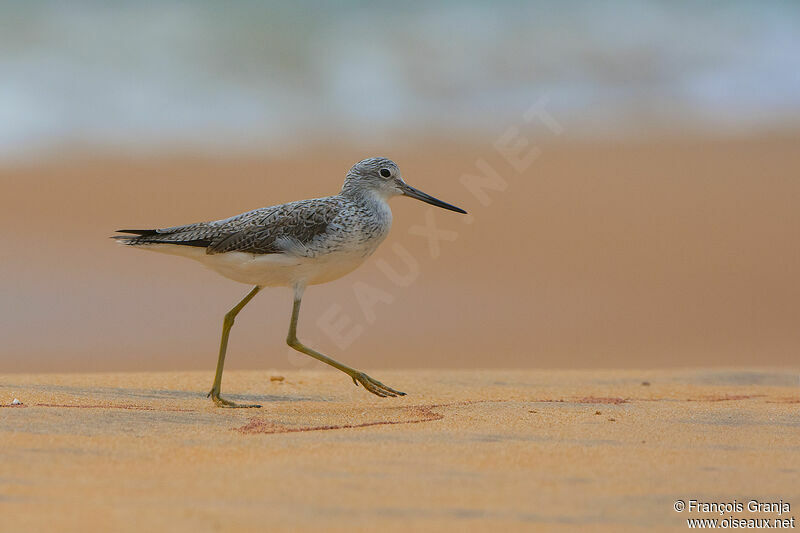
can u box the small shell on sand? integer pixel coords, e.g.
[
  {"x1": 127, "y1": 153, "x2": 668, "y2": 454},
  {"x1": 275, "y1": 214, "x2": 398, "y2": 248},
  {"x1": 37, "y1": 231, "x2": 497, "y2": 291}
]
[{"x1": 11, "y1": 398, "x2": 21, "y2": 405}]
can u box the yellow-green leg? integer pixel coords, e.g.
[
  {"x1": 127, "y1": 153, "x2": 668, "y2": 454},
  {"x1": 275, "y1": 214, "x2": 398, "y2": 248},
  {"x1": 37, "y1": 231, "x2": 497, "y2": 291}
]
[
  {"x1": 286, "y1": 284, "x2": 405, "y2": 398},
  {"x1": 207, "y1": 285, "x2": 262, "y2": 408}
]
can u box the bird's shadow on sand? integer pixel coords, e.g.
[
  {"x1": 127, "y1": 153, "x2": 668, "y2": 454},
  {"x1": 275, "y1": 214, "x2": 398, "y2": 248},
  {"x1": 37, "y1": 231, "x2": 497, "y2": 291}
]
[{"x1": 0, "y1": 382, "x2": 318, "y2": 405}]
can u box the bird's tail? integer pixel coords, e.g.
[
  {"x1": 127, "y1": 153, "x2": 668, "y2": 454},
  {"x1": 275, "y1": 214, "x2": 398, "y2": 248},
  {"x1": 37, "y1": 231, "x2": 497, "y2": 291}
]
[
  {"x1": 112, "y1": 228, "x2": 211, "y2": 249},
  {"x1": 112, "y1": 229, "x2": 159, "y2": 246}
]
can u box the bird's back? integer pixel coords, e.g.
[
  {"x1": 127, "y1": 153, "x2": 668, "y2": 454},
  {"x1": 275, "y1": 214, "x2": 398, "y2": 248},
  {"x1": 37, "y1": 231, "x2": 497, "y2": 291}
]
[{"x1": 116, "y1": 196, "x2": 345, "y2": 254}]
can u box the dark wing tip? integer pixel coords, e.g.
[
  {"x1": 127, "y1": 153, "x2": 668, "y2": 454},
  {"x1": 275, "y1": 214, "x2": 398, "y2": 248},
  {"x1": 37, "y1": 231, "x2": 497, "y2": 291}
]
[{"x1": 116, "y1": 229, "x2": 158, "y2": 236}]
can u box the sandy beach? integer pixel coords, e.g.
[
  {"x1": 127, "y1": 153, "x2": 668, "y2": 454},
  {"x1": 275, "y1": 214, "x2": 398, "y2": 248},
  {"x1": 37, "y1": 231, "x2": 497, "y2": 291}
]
[
  {"x1": 1, "y1": 368, "x2": 798, "y2": 532},
  {"x1": 2, "y1": 136, "x2": 799, "y2": 531},
  {"x1": 3, "y1": 5, "x2": 798, "y2": 531}
]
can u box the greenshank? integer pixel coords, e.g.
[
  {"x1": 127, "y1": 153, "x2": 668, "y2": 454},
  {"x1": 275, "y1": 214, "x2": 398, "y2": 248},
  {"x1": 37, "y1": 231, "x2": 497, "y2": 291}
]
[{"x1": 115, "y1": 157, "x2": 466, "y2": 408}]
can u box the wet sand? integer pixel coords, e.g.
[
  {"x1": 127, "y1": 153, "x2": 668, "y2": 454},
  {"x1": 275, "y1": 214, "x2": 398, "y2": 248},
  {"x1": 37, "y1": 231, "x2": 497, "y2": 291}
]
[{"x1": 1, "y1": 368, "x2": 798, "y2": 532}]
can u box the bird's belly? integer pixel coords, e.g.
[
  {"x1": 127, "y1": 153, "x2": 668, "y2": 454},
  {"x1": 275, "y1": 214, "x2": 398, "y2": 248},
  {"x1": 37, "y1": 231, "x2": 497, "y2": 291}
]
[
  {"x1": 132, "y1": 242, "x2": 376, "y2": 287},
  {"x1": 199, "y1": 249, "x2": 370, "y2": 287}
]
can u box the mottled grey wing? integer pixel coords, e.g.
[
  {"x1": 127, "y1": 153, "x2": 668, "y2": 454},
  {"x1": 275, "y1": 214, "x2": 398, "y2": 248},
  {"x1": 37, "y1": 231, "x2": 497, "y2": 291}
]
[
  {"x1": 206, "y1": 202, "x2": 334, "y2": 255},
  {"x1": 115, "y1": 211, "x2": 253, "y2": 248},
  {"x1": 116, "y1": 198, "x2": 338, "y2": 255}
]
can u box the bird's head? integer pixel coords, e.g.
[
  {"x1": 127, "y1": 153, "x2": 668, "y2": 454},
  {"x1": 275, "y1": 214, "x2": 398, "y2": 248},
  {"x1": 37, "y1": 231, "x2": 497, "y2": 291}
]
[{"x1": 342, "y1": 157, "x2": 467, "y2": 214}]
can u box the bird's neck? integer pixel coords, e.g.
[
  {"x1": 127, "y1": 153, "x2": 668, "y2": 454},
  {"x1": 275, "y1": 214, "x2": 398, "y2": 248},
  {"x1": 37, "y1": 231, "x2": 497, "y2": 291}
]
[
  {"x1": 341, "y1": 188, "x2": 393, "y2": 224},
  {"x1": 341, "y1": 186, "x2": 390, "y2": 208}
]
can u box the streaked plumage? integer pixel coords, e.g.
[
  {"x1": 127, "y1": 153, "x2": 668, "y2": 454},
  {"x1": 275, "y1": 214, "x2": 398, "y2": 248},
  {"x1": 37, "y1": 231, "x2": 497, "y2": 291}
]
[
  {"x1": 114, "y1": 157, "x2": 466, "y2": 407},
  {"x1": 115, "y1": 159, "x2": 402, "y2": 287}
]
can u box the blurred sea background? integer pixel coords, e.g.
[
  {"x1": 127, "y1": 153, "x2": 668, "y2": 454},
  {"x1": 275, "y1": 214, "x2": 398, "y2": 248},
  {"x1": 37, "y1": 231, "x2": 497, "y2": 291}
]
[
  {"x1": 3, "y1": 0, "x2": 800, "y2": 159},
  {"x1": 1, "y1": 1, "x2": 799, "y2": 372}
]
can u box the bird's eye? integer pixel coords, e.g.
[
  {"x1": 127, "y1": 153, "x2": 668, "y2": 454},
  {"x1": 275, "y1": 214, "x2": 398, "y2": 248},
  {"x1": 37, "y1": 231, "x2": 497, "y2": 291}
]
[{"x1": 379, "y1": 168, "x2": 392, "y2": 178}]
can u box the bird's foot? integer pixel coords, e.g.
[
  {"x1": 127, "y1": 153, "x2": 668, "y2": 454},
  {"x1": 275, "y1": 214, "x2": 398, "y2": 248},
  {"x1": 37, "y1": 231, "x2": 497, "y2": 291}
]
[
  {"x1": 349, "y1": 371, "x2": 406, "y2": 398},
  {"x1": 207, "y1": 388, "x2": 261, "y2": 408}
]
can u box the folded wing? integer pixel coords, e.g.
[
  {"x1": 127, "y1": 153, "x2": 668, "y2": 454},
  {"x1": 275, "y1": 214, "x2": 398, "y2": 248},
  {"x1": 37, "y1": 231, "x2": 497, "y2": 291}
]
[{"x1": 114, "y1": 198, "x2": 340, "y2": 256}]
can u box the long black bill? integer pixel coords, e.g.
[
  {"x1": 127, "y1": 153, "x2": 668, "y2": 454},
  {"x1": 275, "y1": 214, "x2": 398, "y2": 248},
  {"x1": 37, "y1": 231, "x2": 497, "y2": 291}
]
[{"x1": 400, "y1": 183, "x2": 467, "y2": 214}]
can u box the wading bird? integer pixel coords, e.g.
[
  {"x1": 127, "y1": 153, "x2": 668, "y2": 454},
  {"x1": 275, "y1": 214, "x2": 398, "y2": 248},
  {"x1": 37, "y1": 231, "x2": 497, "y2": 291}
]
[{"x1": 115, "y1": 157, "x2": 466, "y2": 407}]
